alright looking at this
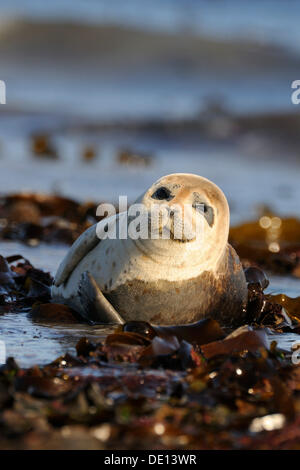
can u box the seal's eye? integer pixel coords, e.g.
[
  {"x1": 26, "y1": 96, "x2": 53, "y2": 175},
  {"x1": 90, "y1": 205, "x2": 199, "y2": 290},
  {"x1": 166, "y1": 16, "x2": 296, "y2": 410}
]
[
  {"x1": 151, "y1": 187, "x2": 173, "y2": 201},
  {"x1": 193, "y1": 203, "x2": 208, "y2": 213},
  {"x1": 192, "y1": 202, "x2": 208, "y2": 213},
  {"x1": 192, "y1": 193, "x2": 214, "y2": 227}
]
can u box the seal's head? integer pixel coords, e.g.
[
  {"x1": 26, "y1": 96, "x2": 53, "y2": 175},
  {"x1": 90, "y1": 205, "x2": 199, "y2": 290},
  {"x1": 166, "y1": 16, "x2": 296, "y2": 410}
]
[
  {"x1": 134, "y1": 173, "x2": 230, "y2": 271},
  {"x1": 52, "y1": 172, "x2": 246, "y2": 325}
]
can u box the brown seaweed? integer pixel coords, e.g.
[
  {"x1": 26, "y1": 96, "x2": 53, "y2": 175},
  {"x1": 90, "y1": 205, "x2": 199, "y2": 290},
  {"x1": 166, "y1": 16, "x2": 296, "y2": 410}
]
[
  {"x1": 0, "y1": 193, "x2": 102, "y2": 246},
  {"x1": 230, "y1": 215, "x2": 300, "y2": 277},
  {"x1": 0, "y1": 254, "x2": 300, "y2": 449}
]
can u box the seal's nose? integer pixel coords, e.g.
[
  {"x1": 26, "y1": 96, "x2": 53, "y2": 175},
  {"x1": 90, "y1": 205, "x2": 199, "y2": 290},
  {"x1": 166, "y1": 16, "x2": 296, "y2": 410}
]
[{"x1": 170, "y1": 187, "x2": 191, "y2": 209}]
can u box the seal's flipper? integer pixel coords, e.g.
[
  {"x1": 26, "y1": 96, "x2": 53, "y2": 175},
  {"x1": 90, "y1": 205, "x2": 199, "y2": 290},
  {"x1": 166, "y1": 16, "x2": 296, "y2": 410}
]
[
  {"x1": 78, "y1": 271, "x2": 124, "y2": 324},
  {"x1": 54, "y1": 214, "x2": 120, "y2": 287},
  {"x1": 54, "y1": 224, "x2": 99, "y2": 287}
]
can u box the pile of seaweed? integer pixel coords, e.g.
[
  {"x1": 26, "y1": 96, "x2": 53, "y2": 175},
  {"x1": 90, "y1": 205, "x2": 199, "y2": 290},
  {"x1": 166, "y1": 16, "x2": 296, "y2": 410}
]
[
  {"x1": 230, "y1": 212, "x2": 300, "y2": 278},
  {"x1": 0, "y1": 255, "x2": 300, "y2": 449},
  {"x1": 0, "y1": 193, "x2": 100, "y2": 246}
]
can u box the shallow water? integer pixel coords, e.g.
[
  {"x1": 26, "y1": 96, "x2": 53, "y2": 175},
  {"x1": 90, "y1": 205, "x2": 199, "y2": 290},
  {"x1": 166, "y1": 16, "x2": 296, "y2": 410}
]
[{"x1": 0, "y1": 312, "x2": 113, "y2": 368}]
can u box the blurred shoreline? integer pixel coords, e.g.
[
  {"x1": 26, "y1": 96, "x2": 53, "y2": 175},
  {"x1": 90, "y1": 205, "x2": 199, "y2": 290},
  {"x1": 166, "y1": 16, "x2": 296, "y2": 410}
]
[{"x1": 0, "y1": 19, "x2": 299, "y2": 120}]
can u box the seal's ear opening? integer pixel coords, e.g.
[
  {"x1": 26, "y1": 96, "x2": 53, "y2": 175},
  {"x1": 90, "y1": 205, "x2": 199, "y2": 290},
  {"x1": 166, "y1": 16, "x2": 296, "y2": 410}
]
[{"x1": 151, "y1": 187, "x2": 174, "y2": 201}]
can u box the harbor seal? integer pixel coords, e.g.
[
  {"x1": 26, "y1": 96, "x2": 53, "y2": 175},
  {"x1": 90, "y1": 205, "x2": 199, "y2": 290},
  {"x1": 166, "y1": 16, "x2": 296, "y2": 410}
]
[{"x1": 52, "y1": 173, "x2": 247, "y2": 325}]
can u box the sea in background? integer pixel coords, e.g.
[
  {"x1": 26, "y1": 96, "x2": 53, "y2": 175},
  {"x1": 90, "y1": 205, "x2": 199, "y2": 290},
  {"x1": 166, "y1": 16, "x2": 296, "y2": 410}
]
[
  {"x1": 1, "y1": 0, "x2": 300, "y2": 118},
  {"x1": 0, "y1": 0, "x2": 299, "y2": 365}
]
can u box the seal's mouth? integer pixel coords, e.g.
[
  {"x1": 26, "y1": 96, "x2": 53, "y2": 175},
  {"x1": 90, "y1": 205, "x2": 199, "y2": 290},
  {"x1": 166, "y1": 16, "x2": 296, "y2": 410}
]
[
  {"x1": 127, "y1": 207, "x2": 200, "y2": 242},
  {"x1": 170, "y1": 233, "x2": 195, "y2": 243},
  {"x1": 151, "y1": 217, "x2": 197, "y2": 243},
  {"x1": 168, "y1": 225, "x2": 196, "y2": 242}
]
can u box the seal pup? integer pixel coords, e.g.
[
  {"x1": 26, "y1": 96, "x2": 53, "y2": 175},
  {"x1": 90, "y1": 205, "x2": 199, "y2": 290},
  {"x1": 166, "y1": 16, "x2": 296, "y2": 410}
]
[{"x1": 52, "y1": 173, "x2": 247, "y2": 325}]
